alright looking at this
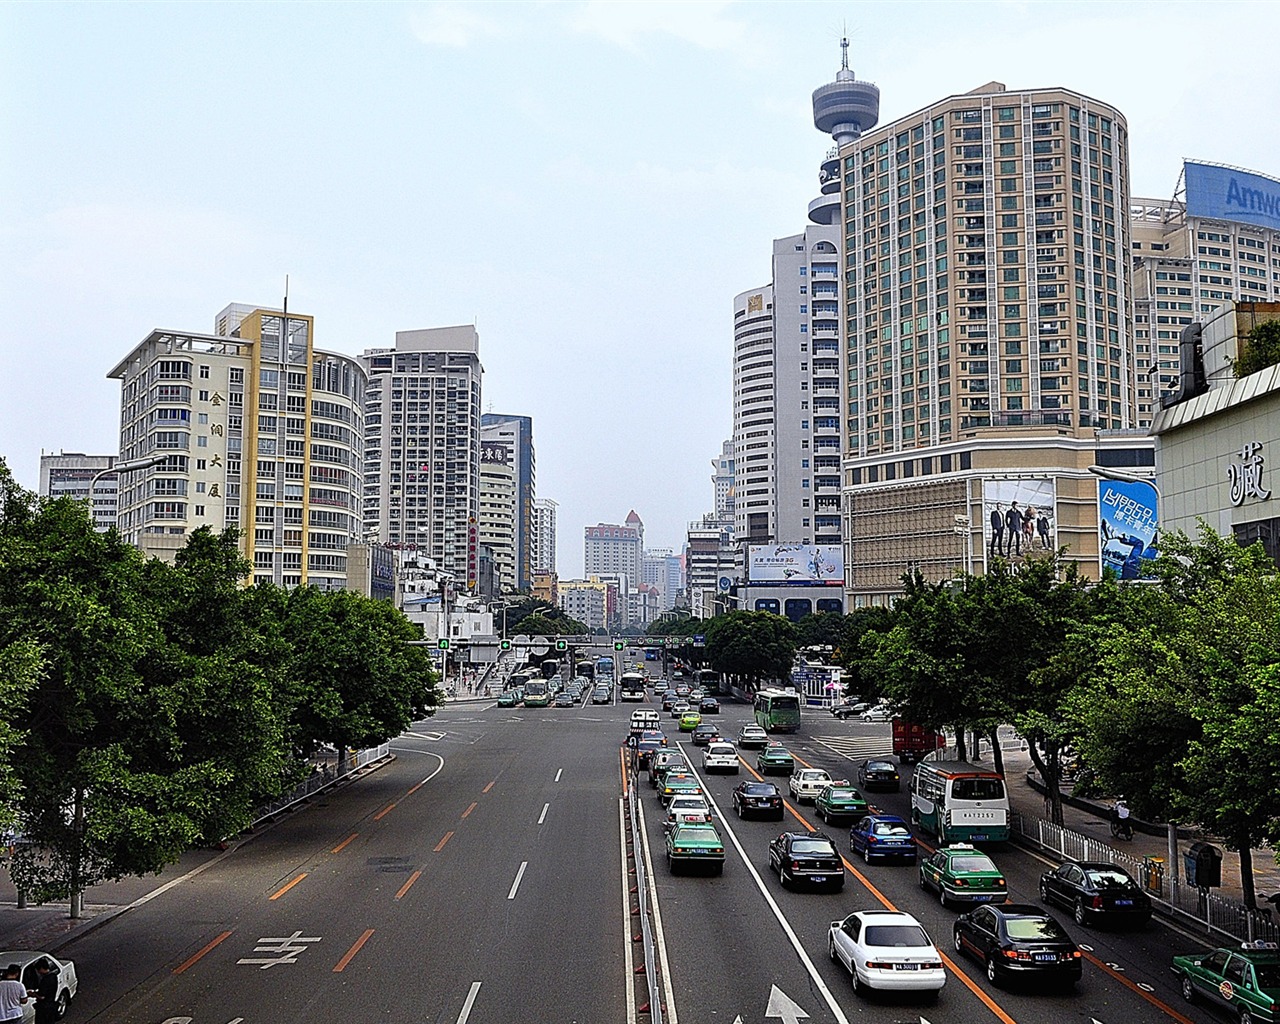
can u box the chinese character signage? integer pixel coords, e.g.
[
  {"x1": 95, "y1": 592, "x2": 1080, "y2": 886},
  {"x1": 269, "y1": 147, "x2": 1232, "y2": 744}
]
[
  {"x1": 1227, "y1": 442, "x2": 1271, "y2": 507},
  {"x1": 747, "y1": 544, "x2": 843, "y2": 586},
  {"x1": 1097, "y1": 478, "x2": 1158, "y2": 580}
]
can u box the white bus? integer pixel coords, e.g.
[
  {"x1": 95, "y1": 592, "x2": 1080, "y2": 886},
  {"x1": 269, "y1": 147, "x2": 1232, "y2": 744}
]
[
  {"x1": 619, "y1": 672, "x2": 647, "y2": 702},
  {"x1": 909, "y1": 761, "x2": 1010, "y2": 843}
]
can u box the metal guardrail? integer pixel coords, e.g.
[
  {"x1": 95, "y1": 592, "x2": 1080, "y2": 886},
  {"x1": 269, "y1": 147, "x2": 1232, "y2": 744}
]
[
  {"x1": 1010, "y1": 810, "x2": 1280, "y2": 945},
  {"x1": 627, "y1": 783, "x2": 665, "y2": 1024},
  {"x1": 251, "y1": 744, "x2": 391, "y2": 826}
]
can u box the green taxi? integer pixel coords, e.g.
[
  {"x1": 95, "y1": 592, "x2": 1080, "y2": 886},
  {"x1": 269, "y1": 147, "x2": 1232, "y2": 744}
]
[
  {"x1": 919, "y1": 843, "x2": 1007, "y2": 907},
  {"x1": 1174, "y1": 941, "x2": 1280, "y2": 1022},
  {"x1": 665, "y1": 823, "x2": 725, "y2": 875},
  {"x1": 658, "y1": 773, "x2": 704, "y2": 804},
  {"x1": 496, "y1": 691, "x2": 518, "y2": 708},
  {"x1": 814, "y1": 783, "x2": 869, "y2": 824},
  {"x1": 756, "y1": 744, "x2": 796, "y2": 775},
  {"x1": 679, "y1": 710, "x2": 703, "y2": 732}
]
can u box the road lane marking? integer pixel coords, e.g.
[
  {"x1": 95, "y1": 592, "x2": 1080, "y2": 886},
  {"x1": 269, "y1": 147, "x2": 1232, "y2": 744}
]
[
  {"x1": 618, "y1": 799, "x2": 636, "y2": 1024},
  {"x1": 674, "y1": 745, "x2": 847, "y2": 1024},
  {"x1": 435, "y1": 831, "x2": 454, "y2": 852},
  {"x1": 483, "y1": 780, "x2": 495, "y2": 793},
  {"x1": 406, "y1": 752, "x2": 447, "y2": 796},
  {"x1": 619, "y1": 747, "x2": 629, "y2": 796},
  {"x1": 456, "y1": 981, "x2": 482, "y2": 1024},
  {"x1": 332, "y1": 928, "x2": 375, "y2": 972},
  {"x1": 507, "y1": 861, "x2": 528, "y2": 900},
  {"x1": 394, "y1": 870, "x2": 422, "y2": 900},
  {"x1": 555, "y1": 768, "x2": 563, "y2": 783},
  {"x1": 172, "y1": 930, "x2": 233, "y2": 974},
  {"x1": 331, "y1": 833, "x2": 358, "y2": 854},
  {"x1": 635, "y1": 793, "x2": 679, "y2": 1023},
  {"x1": 1078, "y1": 949, "x2": 1197, "y2": 1024},
  {"x1": 462, "y1": 801, "x2": 478, "y2": 818},
  {"x1": 538, "y1": 802, "x2": 549, "y2": 824},
  {"x1": 269, "y1": 873, "x2": 307, "y2": 901},
  {"x1": 373, "y1": 802, "x2": 397, "y2": 820}
]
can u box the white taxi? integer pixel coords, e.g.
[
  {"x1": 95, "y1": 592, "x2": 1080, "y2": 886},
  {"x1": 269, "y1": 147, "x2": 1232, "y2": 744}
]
[{"x1": 701, "y1": 741, "x2": 739, "y2": 774}]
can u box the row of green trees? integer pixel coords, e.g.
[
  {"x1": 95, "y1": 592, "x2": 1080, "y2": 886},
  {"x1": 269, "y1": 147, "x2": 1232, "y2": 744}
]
[{"x1": 0, "y1": 460, "x2": 438, "y2": 912}]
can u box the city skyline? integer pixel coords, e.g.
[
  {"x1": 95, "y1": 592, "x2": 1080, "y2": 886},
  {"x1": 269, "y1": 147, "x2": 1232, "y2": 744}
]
[{"x1": 4, "y1": 2, "x2": 1280, "y2": 578}]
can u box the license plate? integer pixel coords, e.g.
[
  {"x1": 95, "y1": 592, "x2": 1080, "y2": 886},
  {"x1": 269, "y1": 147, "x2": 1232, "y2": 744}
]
[
  {"x1": 1115, "y1": 899, "x2": 1133, "y2": 906},
  {"x1": 1033, "y1": 954, "x2": 1056, "y2": 962},
  {"x1": 810, "y1": 876, "x2": 827, "y2": 882},
  {"x1": 971, "y1": 834, "x2": 988, "y2": 840},
  {"x1": 895, "y1": 964, "x2": 919, "y2": 971}
]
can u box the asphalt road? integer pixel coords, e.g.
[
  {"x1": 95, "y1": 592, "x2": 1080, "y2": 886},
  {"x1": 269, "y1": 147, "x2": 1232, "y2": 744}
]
[{"x1": 49, "y1": 686, "x2": 1216, "y2": 1024}]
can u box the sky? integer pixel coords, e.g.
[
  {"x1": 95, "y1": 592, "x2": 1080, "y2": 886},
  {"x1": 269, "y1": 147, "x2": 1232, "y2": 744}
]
[{"x1": 3, "y1": 1, "x2": 1280, "y2": 578}]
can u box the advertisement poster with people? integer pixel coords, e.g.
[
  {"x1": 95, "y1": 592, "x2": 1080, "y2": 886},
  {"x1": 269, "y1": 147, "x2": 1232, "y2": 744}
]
[
  {"x1": 982, "y1": 479, "x2": 1057, "y2": 567},
  {"x1": 1097, "y1": 478, "x2": 1158, "y2": 579}
]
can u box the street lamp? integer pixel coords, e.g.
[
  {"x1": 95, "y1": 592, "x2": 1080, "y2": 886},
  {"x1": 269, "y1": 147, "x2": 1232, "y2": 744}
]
[
  {"x1": 1087, "y1": 464, "x2": 1161, "y2": 500},
  {"x1": 87, "y1": 453, "x2": 169, "y2": 529}
]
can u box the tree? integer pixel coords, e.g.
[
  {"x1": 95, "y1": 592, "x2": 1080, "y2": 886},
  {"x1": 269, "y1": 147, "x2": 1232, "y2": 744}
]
[
  {"x1": 1234, "y1": 317, "x2": 1280, "y2": 378},
  {"x1": 794, "y1": 612, "x2": 846, "y2": 651},
  {"x1": 704, "y1": 611, "x2": 796, "y2": 689},
  {"x1": 515, "y1": 612, "x2": 588, "y2": 638},
  {"x1": 0, "y1": 639, "x2": 40, "y2": 834}
]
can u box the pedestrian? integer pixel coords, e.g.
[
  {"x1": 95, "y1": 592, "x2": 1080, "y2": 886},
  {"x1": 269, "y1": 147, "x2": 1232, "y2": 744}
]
[
  {"x1": 31, "y1": 961, "x2": 58, "y2": 1024},
  {"x1": 1004, "y1": 501, "x2": 1023, "y2": 556},
  {"x1": 0, "y1": 964, "x2": 27, "y2": 1024},
  {"x1": 988, "y1": 502, "x2": 1004, "y2": 558}
]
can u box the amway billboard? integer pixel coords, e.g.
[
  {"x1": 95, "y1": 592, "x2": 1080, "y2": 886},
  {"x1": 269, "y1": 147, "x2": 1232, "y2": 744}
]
[
  {"x1": 748, "y1": 544, "x2": 844, "y2": 586},
  {"x1": 1185, "y1": 161, "x2": 1280, "y2": 233}
]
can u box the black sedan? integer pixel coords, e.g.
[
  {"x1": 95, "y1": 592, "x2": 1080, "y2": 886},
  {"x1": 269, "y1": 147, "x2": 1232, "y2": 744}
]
[
  {"x1": 857, "y1": 759, "x2": 901, "y2": 791},
  {"x1": 767, "y1": 831, "x2": 845, "y2": 891},
  {"x1": 690, "y1": 723, "x2": 720, "y2": 746},
  {"x1": 699, "y1": 697, "x2": 720, "y2": 714},
  {"x1": 952, "y1": 904, "x2": 1081, "y2": 989},
  {"x1": 731, "y1": 781, "x2": 784, "y2": 820},
  {"x1": 1039, "y1": 860, "x2": 1152, "y2": 926},
  {"x1": 661, "y1": 692, "x2": 679, "y2": 711}
]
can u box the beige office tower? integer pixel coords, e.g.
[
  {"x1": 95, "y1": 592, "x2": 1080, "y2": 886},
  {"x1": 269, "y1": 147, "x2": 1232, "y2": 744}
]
[
  {"x1": 109, "y1": 304, "x2": 366, "y2": 589},
  {"x1": 839, "y1": 83, "x2": 1152, "y2": 604}
]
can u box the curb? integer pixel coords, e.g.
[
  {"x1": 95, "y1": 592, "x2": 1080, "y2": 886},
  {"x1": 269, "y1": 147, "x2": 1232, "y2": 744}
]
[{"x1": 1022, "y1": 770, "x2": 1196, "y2": 839}]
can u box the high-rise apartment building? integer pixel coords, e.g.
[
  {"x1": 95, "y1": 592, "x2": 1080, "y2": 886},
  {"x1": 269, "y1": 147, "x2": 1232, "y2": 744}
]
[
  {"x1": 837, "y1": 82, "x2": 1146, "y2": 603},
  {"x1": 477, "y1": 431, "x2": 516, "y2": 595},
  {"x1": 480, "y1": 413, "x2": 535, "y2": 589},
  {"x1": 642, "y1": 548, "x2": 684, "y2": 611},
  {"x1": 361, "y1": 326, "x2": 482, "y2": 591},
  {"x1": 531, "y1": 497, "x2": 557, "y2": 575},
  {"x1": 684, "y1": 513, "x2": 735, "y2": 618},
  {"x1": 1132, "y1": 161, "x2": 1280, "y2": 409},
  {"x1": 711, "y1": 440, "x2": 735, "y2": 522},
  {"x1": 558, "y1": 579, "x2": 609, "y2": 632},
  {"x1": 109, "y1": 304, "x2": 366, "y2": 589},
  {"x1": 584, "y1": 512, "x2": 643, "y2": 584},
  {"x1": 39, "y1": 452, "x2": 119, "y2": 531}
]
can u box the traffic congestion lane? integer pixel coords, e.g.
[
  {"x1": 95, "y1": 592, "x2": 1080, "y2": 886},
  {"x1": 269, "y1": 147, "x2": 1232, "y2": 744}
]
[{"x1": 49, "y1": 705, "x2": 627, "y2": 1024}]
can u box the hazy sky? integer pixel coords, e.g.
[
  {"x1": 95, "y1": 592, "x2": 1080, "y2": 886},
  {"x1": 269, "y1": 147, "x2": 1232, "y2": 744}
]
[{"x1": 3, "y1": 1, "x2": 1279, "y2": 578}]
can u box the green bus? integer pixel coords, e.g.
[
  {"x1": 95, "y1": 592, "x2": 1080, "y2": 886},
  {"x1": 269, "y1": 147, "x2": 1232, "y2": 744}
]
[
  {"x1": 909, "y1": 761, "x2": 1010, "y2": 843},
  {"x1": 753, "y1": 688, "x2": 801, "y2": 733}
]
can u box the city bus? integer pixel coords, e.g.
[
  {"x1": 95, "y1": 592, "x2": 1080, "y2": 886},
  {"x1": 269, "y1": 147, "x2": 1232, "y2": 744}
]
[
  {"x1": 595, "y1": 656, "x2": 615, "y2": 680},
  {"x1": 909, "y1": 761, "x2": 1010, "y2": 843},
  {"x1": 522, "y1": 679, "x2": 551, "y2": 708},
  {"x1": 575, "y1": 661, "x2": 595, "y2": 682},
  {"x1": 753, "y1": 688, "x2": 802, "y2": 733},
  {"x1": 540, "y1": 658, "x2": 561, "y2": 680},
  {"x1": 693, "y1": 669, "x2": 722, "y2": 695},
  {"x1": 619, "y1": 672, "x2": 647, "y2": 702}
]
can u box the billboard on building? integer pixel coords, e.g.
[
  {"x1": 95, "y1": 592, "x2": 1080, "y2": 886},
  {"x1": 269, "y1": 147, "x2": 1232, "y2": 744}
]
[
  {"x1": 1184, "y1": 161, "x2": 1280, "y2": 233},
  {"x1": 982, "y1": 479, "x2": 1057, "y2": 564},
  {"x1": 1097, "y1": 478, "x2": 1158, "y2": 580},
  {"x1": 747, "y1": 544, "x2": 844, "y2": 586}
]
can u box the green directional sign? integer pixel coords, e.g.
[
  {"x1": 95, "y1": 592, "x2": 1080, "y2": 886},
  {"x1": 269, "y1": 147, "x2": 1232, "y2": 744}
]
[
  {"x1": 613, "y1": 640, "x2": 625, "y2": 652},
  {"x1": 437, "y1": 638, "x2": 450, "y2": 651},
  {"x1": 499, "y1": 639, "x2": 512, "y2": 652},
  {"x1": 555, "y1": 639, "x2": 568, "y2": 652}
]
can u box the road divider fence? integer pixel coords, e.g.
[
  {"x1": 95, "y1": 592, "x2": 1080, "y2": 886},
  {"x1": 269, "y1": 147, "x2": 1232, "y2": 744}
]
[
  {"x1": 251, "y1": 744, "x2": 392, "y2": 827},
  {"x1": 626, "y1": 782, "x2": 666, "y2": 1024}
]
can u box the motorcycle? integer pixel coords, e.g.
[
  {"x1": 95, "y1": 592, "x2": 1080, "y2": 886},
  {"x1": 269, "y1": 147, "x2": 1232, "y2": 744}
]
[{"x1": 1109, "y1": 804, "x2": 1134, "y2": 841}]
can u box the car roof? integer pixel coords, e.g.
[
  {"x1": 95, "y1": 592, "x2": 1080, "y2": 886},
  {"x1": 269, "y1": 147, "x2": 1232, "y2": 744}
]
[
  {"x1": 850, "y1": 910, "x2": 918, "y2": 923},
  {"x1": 989, "y1": 903, "x2": 1049, "y2": 917},
  {"x1": 862, "y1": 813, "x2": 908, "y2": 824},
  {"x1": 783, "y1": 830, "x2": 835, "y2": 841}
]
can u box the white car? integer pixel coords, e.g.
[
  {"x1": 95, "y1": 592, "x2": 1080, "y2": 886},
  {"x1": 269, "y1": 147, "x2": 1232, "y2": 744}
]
[
  {"x1": 702, "y1": 741, "x2": 739, "y2": 774},
  {"x1": 663, "y1": 795, "x2": 714, "y2": 833},
  {"x1": 788, "y1": 768, "x2": 834, "y2": 803},
  {"x1": 0, "y1": 950, "x2": 78, "y2": 1020},
  {"x1": 669, "y1": 701, "x2": 691, "y2": 719},
  {"x1": 827, "y1": 911, "x2": 945, "y2": 998},
  {"x1": 737, "y1": 724, "x2": 769, "y2": 748},
  {"x1": 860, "y1": 704, "x2": 893, "y2": 723}
]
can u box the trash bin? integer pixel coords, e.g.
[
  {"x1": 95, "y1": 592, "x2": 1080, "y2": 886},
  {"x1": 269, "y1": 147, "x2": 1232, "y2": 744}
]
[
  {"x1": 1186, "y1": 841, "x2": 1222, "y2": 889},
  {"x1": 1143, "y1": 855, "x2": 1165, "y2": 897}
]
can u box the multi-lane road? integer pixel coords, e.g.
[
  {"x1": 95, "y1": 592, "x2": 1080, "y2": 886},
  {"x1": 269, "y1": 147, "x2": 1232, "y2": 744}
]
[{"x1": 55, "y1": 688, "x2": 1215, "y2": 1024}]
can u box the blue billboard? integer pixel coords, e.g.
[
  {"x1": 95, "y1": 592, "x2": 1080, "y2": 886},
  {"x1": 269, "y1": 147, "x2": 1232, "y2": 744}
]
[
  {"x1": 1184, "y1": 161, "x2": 1280, "y2": 233},
  {"x1": 1097, "y1": 479, "x2": 1158, "y2": 580}
]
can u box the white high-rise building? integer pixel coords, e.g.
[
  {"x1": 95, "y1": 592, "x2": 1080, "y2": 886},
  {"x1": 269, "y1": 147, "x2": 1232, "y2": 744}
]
[
  {"x1": 584, "y1": 511, "x2": 643, "y2": 583},
  {"x1": 712, "y1": 439, "x2": 735, "y2": 522},
  {"x1": 361, "y1": 326, "x2": 483, "y2": 591},
  {"x1": 40, "y1": 452, "x2": 118, "y2": 531},
  {"x1": 478, "y1": 429, "x2": 516, "y2": 595},
  {"x1": 531, "y1": 497, "x2": 557, "y2": 575},
  {"x1": 642, "y1": 548, "x2": 684, "y2": 611}
]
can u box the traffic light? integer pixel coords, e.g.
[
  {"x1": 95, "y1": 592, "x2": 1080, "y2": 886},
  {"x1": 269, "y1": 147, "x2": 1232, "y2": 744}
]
[
  {"x1": 437, "y1": 638, "x2": 450, "y2": 651},
  {"x1": 613, "y1": 640, "x2": 625, "y2": 652},
  {"x1": 499, "y1": 639, "x2": 512, "y2": 652},
  {"x1": 555, "y1": 639, "x2": 568, "y2": 652}
]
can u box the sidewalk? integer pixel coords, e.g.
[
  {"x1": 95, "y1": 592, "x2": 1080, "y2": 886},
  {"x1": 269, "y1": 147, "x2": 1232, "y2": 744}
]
[{"x1": 970, "y1": 740, "x2": 1280, "y2": 906}]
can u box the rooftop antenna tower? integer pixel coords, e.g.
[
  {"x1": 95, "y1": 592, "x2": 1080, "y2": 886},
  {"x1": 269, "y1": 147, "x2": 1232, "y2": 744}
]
[{"x1": 808, "y1": 35, "x2": 880, "y2": 225}]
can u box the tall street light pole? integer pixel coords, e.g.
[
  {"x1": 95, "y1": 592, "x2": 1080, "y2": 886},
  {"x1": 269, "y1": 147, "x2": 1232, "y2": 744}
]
[{"x1": 87, "y1": 453, "x2": 168, "y2": 530}]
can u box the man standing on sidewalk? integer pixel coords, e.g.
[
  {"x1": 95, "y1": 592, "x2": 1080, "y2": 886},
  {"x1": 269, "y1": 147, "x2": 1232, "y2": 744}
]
[
  {"x1": 31, "y1": 961, "x2": 58, "y2": 1024},
  {"x1": 0, "y1": 964, "x2": 27, "y2": 1024}
]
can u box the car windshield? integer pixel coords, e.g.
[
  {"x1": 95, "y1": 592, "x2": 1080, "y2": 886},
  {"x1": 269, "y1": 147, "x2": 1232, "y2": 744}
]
[
  {"x1": 1254, "y1": 962, "x2": 1280, "y2": 989},
  {"x1": 873, "y1": 822, "x2": 911, "y2": 836},
  {"x1": 951, "y1": 855, "x2": 998, "y2": 873},
  {"x1": 1005, "y1": 917, "x2": 1070, "y2": 941},
  {"x1": 675, "y1": 827, "x2": 718, "y2": 842},
  {"x1": 744, "y1": 784, "x2": 777, "y2": 795},
  {"x1": 670, "y1": 799, "x2": 707, "y2": 811},
  {"x1": 802, "y1": 771, "x2": 827, "y2": 780},
  {"x1": 1085, "y1": 867, "x2": 1134, "y2": 888},
  {"x1": 708, "y1": 745, "x2": 734, "y2": 754},
  {"x1": 951, "y1": 778, "x2": 1005, "y2": 801},
  {"x1": 791, "y1": 839, "x2": 837, "y2": 855},
  {"x1": 866, "y1": 761, "x2": 895, "y2": 772},
  {"x1": 743, "y1": 727, "x2": 765, "y2": 735},
  {"x1": 865, "y1": 924, "x2": 931, "y2": 948}
]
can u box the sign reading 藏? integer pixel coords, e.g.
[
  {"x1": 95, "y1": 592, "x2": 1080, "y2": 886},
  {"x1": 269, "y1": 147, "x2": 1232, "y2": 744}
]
[{"x1": 1227, "y1": 442, "x2": 1272, "y2": 507}]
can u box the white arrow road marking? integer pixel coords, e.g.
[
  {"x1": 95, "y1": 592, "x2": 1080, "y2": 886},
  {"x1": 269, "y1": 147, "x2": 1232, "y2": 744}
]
[
  {"x1": 765, "y1": 985, "x2": 810, "y2": 1022},
  {"x1": 456, "y1": 981, "x2": 481, "y2": 1024}
]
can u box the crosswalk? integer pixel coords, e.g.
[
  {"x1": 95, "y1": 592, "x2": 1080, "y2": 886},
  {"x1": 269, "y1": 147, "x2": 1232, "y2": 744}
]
[{"x1": 806, "y1": 733, "x2": 895, "y2": 762}]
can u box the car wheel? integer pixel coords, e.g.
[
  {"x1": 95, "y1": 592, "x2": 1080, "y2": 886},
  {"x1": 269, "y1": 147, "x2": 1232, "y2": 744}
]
[
  {"x1": 953, "y1": 928, "x2": 963, "y2": 953},
  {"x1": 780, "y1": 863, "x2": 788, "y2": 889},
  {"x1": 938, "y1": 886, "x2": 948, "y2": 908},
  {"x1": 986, "y1": 956, "x2": 1000, "y2": 987},
  {"x1": 713, "y1": 863, "x2": 723, "y2": 876},
  {"x1": 1180, "y1": 976, "x2": 1195, "y2": 1003},
  {"x1": 862, "y1": 845, "x2": 871, "y2": 864},
  {"x1": 1241, "y1": 1009, "x2": 1255, "y2": 1024},
  {"x1": 919, "y1": 871, "x2": 928, "y2": 891},
  {"x1": 1039, "y1": 879, "x2": 1050, "y2": 903},
  {"x1": 55, "y1": 991, "x2": 69, "y2": 1019},
  {"x1": 735, "y1": 802, "x2": 743, "y2": 818},
  {"x1": 851, "y1": 968, "x2": 864, "y2": 995},
  {"x1": 828, "y1": 936, "x2": 837, "y2": 962},
  {"x1": 1074, "y1": 899, "x2": 1088, "y2": 926}
]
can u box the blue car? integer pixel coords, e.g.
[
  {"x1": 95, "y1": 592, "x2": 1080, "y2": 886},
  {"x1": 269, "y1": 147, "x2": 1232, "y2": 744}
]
[{"x1": 849, "y1": 813, "x2": 918, "y2": 864}]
